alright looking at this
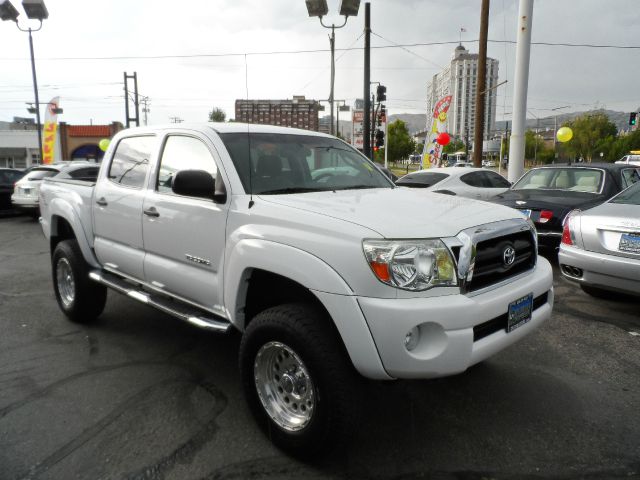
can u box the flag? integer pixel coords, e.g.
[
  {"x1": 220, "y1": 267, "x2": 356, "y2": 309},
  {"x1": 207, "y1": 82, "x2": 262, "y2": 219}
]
[
  {"x1": 42, "y1": 97, "x2": 61, "y2": 164},
  {"x1": 422, "y1": 95, "x2": 452, "y2": 169}
]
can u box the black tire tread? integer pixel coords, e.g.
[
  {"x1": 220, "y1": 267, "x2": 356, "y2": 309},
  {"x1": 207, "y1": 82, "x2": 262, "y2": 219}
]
[
  {"x1": 52, "y1": 239, "x2": 107, "y2": 323},
  {"x1": 239, "y1": 302, "x2": 361, "y2": 457}
]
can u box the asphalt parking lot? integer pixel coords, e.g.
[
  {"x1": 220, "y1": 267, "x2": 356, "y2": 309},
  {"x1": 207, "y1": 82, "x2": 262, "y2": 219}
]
[{"x1": 1, "y1": 215, "x2": 639, "y2": 480}]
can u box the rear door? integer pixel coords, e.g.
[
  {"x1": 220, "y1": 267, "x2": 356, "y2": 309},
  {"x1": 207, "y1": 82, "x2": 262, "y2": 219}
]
[
  {"x1": 141, "y1": 132, "x2": 229, "y2": 313},
  {"x1": 93, "y1": 135, "x2": 156, "y2": 280}
]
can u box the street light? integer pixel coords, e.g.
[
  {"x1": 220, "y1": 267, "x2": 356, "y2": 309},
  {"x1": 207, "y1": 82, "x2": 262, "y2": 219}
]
[
  {"x1": 1, "y1": 0, "x2": 48, "y2": 164},
  {"x1": 305, "y1": 0, "x2": 360, "y2": 136}
]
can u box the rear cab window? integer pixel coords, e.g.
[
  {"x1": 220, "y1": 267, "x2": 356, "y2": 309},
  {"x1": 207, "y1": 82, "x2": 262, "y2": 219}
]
[{"x1": 397, "y1": 172, "x2": 449, "y2": 188}]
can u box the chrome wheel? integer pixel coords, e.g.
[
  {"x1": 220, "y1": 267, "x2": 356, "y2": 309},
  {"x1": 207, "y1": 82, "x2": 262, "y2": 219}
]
[
  {"x1": 254, "y1": 341, "x2": 316, "y2": 432},
  {"x1": 56, "y1": 257, "x2": 75, "y2": 307}
]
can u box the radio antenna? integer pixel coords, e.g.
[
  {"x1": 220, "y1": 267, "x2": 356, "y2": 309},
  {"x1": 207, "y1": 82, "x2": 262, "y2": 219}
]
[{"x1": 245, "y1": 54, "x2": 254, "y2": 209}]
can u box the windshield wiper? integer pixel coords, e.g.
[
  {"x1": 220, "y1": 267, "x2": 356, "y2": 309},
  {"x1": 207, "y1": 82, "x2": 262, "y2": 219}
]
[
  {"x1": 258, "y1": 187, "x2": 328, "y2": 195},
  {"x1": 331, "y1": 185, "x2": 381, "y2": 191}
]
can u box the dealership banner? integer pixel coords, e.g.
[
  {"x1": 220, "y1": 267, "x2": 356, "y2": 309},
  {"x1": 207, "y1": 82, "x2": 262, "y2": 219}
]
[
  {"x1": 422, "y1": 95, "x2": 452, "y2": 169},
  {"x1": 42, "y1": 97, "x2": 61, "y2": 164}
]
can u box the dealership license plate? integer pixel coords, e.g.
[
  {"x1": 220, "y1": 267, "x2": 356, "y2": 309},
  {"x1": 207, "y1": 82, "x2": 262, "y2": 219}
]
[
  {"x1": 507, "y1": 293, "x2": 533, "y2": 333},
  {"x1": 519, "y1": 209, "x2": 531, "y2": 218},
  {"x1": 619, "y1": 233, "x2": 640, "y2": 254},
  {"x1": 21, "y1": 187, "x2": 32, "y2": 194}
]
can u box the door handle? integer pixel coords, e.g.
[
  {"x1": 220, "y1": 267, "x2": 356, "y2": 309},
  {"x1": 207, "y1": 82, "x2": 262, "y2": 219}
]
[
  {"x1": 143, "y1": 207, "x2": 160, "y2": 218},
  {"x1": 96, "y1": 197, "x2": 108, "y2": 207}
]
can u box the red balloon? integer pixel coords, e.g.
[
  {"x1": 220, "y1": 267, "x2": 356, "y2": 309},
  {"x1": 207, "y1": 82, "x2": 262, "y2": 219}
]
[{"x1": 436, "y1": 132, "x2": 451, "y2": 146}]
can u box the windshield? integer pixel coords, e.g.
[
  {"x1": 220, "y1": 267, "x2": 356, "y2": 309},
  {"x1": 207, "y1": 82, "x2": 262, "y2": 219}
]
[
  {"x1": 513, "y1": 167, "x2": 603, "y2": 193},
  {"x1": 219, "y1": 133, "x2": 393, "y2": 194},
  {"x1": 397, "y1": 172, "x2": 449, "y2": 188},
  {"x1": 610, "y1": 181, "x2": 640, "y2": 205}
]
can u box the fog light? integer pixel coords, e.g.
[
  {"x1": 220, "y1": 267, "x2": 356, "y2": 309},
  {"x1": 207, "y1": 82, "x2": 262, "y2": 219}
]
[{"x1": 404, "y1": 326, "x2": 420, "y2": 351}]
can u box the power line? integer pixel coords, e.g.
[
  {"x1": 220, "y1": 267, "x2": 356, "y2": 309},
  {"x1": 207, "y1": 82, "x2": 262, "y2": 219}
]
[{"x1": 3, "y1": 39, "x2": 638, "y2": 62}]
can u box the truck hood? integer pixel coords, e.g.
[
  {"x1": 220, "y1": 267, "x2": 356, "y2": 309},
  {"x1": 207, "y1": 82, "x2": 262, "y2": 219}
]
[{"x1": 258, "y1": 187, "x2": 522, "y2": 238}]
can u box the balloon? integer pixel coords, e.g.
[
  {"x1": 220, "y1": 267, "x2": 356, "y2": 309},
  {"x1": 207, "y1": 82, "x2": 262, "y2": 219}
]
[
  {"x1": 436, "y1": 132, "x2": 451, "y2": 146},
  {"x1": 556, "y1": 127, "x2": 573, "y2": 143},
  {"x1": 98, "y1": 138, "x2": 110, "y2": 152}
]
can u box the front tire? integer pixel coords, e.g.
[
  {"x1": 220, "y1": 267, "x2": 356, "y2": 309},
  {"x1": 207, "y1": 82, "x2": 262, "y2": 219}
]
[
  {"x1": 239, "y1": 303, "x2": 361, "y2": 457},
  {"x1": 52, "y1": 239, "x2": 107, "y2": 323}
]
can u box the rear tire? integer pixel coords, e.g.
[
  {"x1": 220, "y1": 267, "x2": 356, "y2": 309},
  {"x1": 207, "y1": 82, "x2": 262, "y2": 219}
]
[
  {"x1": 239, "y1": 303, "x2": 362, "y2": 457},
  {"x1": 52, "y1": 239, "x2": 107, "y2": 323}
]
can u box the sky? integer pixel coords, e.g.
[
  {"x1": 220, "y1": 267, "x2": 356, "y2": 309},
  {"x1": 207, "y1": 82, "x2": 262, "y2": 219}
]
[{"x1": 1, "y1": 0, "x2": 639, "y2": 128}]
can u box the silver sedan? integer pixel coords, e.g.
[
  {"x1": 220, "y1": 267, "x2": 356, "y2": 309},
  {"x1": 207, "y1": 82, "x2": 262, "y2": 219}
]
[{"x1": 559, "y1": 181, "x2": 640, "y2": 297}]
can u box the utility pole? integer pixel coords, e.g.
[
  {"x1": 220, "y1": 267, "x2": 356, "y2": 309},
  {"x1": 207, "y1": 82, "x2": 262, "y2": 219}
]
[
  {"x1": 507, "y1": 0, "x2": 534, "y2": 183},
  {"x1": 363, "y1": 2, "x2": 371, "y2": 160},
  {"x1": 141, "y1": 96, "x2": 150, "y2": 126},
  {"x1": 473, "y1": 0, "x2": 490, "y2": 168}
]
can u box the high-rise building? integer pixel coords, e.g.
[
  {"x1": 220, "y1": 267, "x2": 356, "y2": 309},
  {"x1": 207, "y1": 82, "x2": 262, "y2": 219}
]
[
  {"x1": 235, "y1": 96, "x2": 321, "y2": 131},
  {"x1": 426, "y1": 45, "x2": 499, "y2": 142}
]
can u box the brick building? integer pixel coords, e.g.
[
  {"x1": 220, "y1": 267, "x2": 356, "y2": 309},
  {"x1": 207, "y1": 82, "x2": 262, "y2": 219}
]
[
  {"x1": 59, "y1": 122, "x2": 124, "y2": 161},
  {"x1": 235, "y1": 96, "x2": 321, "y2": 131}
]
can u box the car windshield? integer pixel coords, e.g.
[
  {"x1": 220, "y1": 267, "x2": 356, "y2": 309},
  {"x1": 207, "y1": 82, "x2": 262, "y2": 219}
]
[
  {"x1": 27, "y1": 169, "x2": 58, "y2": 181},
  {"x1": 610, "y1": 181, "x2": 640, "y2": 205},
  {"x1": 513, "y1": 168, "x2": 603, "y2": 193},
  {"x1": 219, "y1": 133, "x2": 393, "y2": 194},
  {"x1": 397, "y1": 172, "x2": 449, "y2": 188}
]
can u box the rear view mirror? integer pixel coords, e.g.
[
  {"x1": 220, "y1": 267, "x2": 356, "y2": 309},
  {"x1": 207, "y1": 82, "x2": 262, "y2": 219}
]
[{"x1": 172, "y1": 169, "x2": 226, "y2": 203}]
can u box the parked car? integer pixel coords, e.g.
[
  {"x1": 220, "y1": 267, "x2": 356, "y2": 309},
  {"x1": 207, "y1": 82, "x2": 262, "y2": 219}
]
[
  {"x1": 615, "y1": 153, "x2": 640, "y2": 166},
  {"x1": 490, "y1": 163, "x2": 640, "y2": 249},
  {"x1": 453, "y1": 161, "x2": 474, "y2": 168},
  {"x1": 482, "y1": 159, "x2": 497, "y2": 168},
  {"x1": 396, "y1": 167, "x2": 511, "y2": 200},
  {"x1": 0, "y1": 168, "x2": 25, "y2": 211},
  {"x1": 378, "y1": 166, "x2": 398, "y2": 182},
  {"x1": 12, "y1": 162, "x2": 93, "y2": 217},
  {"x1": 559, "y1": 180, "x2": 640, "y2": 298},
  {"x1": 40, "y1": 123, "x2": 553, "y2": 455}
]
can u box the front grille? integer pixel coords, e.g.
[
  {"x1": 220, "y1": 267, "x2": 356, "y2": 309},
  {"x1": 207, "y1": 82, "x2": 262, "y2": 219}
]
[
  {"x1": 473, "y1": 291, "x2": 549, "y2": 341},
  {"x1": 467, "y1": 231, "x2": 536, "y2": 292}
]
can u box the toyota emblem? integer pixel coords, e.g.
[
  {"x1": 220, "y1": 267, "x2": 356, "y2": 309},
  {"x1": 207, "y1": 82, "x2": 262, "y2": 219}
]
[{"x1": 503, "y1": 245, "x2": 516, "y2": 267}]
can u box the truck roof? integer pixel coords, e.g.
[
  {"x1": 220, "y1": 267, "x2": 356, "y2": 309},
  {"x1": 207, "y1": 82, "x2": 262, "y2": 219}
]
[{"x1": 119, "y1": 122, "x2": 334, "y2": 138}]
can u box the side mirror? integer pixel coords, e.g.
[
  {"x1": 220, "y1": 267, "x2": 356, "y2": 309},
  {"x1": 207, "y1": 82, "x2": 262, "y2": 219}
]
[{"x1": 172, "y1": 169, "x2": 226, "y2": 203}]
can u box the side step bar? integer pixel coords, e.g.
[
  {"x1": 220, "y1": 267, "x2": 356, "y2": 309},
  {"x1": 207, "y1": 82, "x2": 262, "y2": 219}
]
[{"x1": 89, "y1": 270, "x2": 231, "y2": 333}]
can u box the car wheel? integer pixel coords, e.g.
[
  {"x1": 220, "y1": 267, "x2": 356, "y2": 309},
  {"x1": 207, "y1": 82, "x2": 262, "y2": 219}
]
[
  {"x1": 52, "y1": 239, "x2": 107, "y2": 323},
  {"x1": 239, "y1": 303, "x2": 361, "y2": 457}
]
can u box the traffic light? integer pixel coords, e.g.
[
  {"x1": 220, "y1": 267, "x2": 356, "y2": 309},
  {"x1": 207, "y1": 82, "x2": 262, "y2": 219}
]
[
  {"x1": 376, "y1": 85, "x2": 387, "y2": 102},
  {"x1": 630, "y1": 112, "x2": 637, "y2": 126},
  {"x1": 375, "y1": 129, "x2": 385, "y2": 148}
]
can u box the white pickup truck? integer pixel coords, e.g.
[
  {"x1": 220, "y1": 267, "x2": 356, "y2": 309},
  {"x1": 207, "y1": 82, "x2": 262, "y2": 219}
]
[{"x1": 39, "y1": 123, "x2": 553, "y2": 454}]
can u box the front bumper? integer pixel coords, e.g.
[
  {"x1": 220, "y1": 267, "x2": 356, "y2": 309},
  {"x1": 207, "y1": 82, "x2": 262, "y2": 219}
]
[
  {"x1": 357, "y1": 258, "x2": 554, "y2": 379},
  {"x1": 558, "y1": 244, "x2": 640, "y2": 296}
]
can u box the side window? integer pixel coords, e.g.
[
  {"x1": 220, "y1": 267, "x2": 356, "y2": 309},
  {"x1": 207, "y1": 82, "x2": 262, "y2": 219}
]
[
  {"x1": 484, "y1": 171, "x2": 511, "y2": 188},
  {"x1": 109, "y1": 136, "x2": 154, "y2": 188},
  {"x1": 460, "y1": 172, "x2": 487, "y2": 188},
  {"x1": 157, "y1": 136, "x2": 218, "y2": 195},
  {"x1": 622, "y1": 168, "x2": 640, "y2": 188}
]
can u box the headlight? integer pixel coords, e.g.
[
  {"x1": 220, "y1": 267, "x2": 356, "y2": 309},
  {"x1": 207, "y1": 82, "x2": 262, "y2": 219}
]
[{"x1": 363, "y1": 239, "x2": 457, "y2": 291}]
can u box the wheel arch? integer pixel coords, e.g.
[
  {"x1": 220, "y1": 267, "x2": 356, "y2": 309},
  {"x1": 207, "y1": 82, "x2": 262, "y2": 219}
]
[{"x1": 49, "y1": 205, "x2": 100, "y2": 269}]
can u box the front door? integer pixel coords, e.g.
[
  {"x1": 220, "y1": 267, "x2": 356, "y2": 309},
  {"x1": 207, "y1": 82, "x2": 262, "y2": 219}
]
[
  {"x1": 142, "y1": 133, "x2": 229, "y2": 313},
  {"x1": 93, "y1": 135, "x2": 156, "y2": 281}
]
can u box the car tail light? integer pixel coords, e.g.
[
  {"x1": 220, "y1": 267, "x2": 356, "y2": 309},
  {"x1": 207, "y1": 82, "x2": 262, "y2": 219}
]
[
  {"x1": 561, "y1": 222, "x2": 572, "y2": 245},
  {"x1": 538, "y1": 210, "x2": 553, "y2": 224},
  {"x1": 561, "y1": 210, "x2": 581, "y2": 246}
]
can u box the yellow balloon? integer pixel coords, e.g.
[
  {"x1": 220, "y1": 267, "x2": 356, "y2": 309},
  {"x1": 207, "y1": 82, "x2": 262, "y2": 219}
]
[
  {"x1": 98, "y1": 138, "x2": 110, "y2": 152},
  {"x1": 556, "y1": 127, "x2": 573, "y2": 143}
]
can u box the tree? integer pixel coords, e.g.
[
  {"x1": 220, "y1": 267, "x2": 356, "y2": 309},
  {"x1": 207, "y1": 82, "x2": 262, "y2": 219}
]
[
  {"x1": 208, "y1": 107, "x2": 226, "y2": 122},
  {"x1": 387, "y1": 120, "x2": 415, "y2": 162},
  {"x1": 443, "y1": 139, "x2": 465, "y2": 154},
  {"x1": 563, "y1": 113, "x2": 617, "y2": 162}
]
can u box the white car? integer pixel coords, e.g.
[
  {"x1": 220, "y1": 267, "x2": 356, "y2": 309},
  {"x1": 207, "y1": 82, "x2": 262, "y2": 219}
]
[
  {"x1": 12, "y1": 162, "x2": 94, "y2": 217},
  {"x1": 615, "y1": 154, "x2": 640, "y2": 166},
  {"x1": 396, "y1": 167, "x2": 511, "y2": 200}
]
